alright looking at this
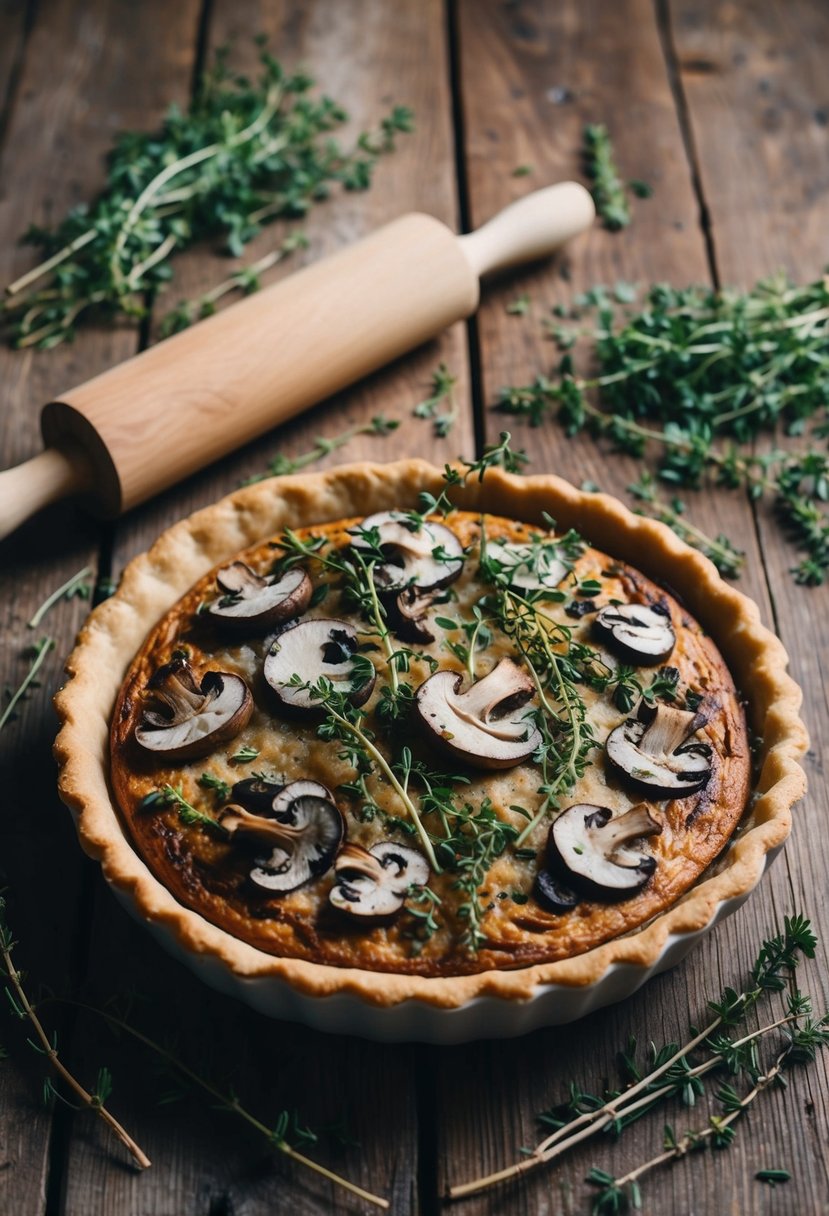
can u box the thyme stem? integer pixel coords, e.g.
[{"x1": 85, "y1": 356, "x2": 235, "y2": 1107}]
[{"x1": 0, "y1": 910, "x2": 149, "y2": 1169}]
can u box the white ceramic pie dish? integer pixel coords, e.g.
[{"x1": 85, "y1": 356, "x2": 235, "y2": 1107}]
[{"x1": 54, "y1": 461, "x2": 807, "y2": 1043}]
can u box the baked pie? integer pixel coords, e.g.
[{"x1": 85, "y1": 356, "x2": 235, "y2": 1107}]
[{"x1": 55, "y1": 462, "x2": 807, "y2": 1007}]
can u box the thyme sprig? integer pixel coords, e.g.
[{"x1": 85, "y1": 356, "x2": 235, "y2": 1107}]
[
  {"x1": 0, "y1": 897, "x2": 149, "y2": 1169},
  {"x1": 159, "y1": 232, "x2": 307, "y2": 335},
  {"x1": 449, "y1": 914, "x2": 818, "y2": 1200},
  {"x1": 0, "y1": 637, "x2": 55, "y2": 732},
  {"x1": 413, "y1": 363, "x2": 458, "y2": 437},
  {"x1": 27, "y1": 565, "x2": 93, "y2": 628},
  {"x1": 589, "y1": 1007, "x2": 829, "y2": 1214},
  {"x1": 2, "y1": 43, "x2": 412, "y2": 349},
  {"x1": 583, "y1": 124, "x2": 631, "y2": 231},
  {"x1": 243, "y1": 415, "x2": 398, "y2": 484},
  {"x1": 497, "y1": 275, "x2": 829, "y2": 582},
  {"x1": 32, "y1": 993, "x2": 387, "y2": 1208},
  {"x1": 140, "y1": 784, "x2": 227, "y2": 835}
]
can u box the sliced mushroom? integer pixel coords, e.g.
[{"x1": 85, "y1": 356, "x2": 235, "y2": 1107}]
[
  {"x1": 533, "y1": 870, "x2": 580, "y2": 914},
  {"x1": 230, "y1": 775, "x2": 284, "y2": 814},
  {"x1": 263, "y1": 618, "x2": 376, "y2": 711},
  {"x1": 206, "y1": 562, "x2": 312, "y2": 631},
  {"x1": 594, "y1": 602, "x2": 676, "y2": 664},
  {"x1": 386, "y1": 586, "x2": 439, "y2": 644},
  {"x1": 482, "y1": 539, "x2": 568, "y2": 593},
  {"x1": 227, "y1": 780, "x2": 344, "y2": 893},
  {"x1": 414, "y1": 657, "x2": 543, "y2": 770},
  {"x1": 349, "y1": 511, "x2": 464, "y2": 591},
  {"x1": 329, "y1": 840, "x2": 430, "y2": 919},
  {"x1": 547, "y1": 802, "x2": 662, "y2": 900},
  {"x1": 135, "y1": 658, "x2": 253, "y2": 762},
  {"x1": 606, "y1": 702, "x2": 712, "y2": 797}
]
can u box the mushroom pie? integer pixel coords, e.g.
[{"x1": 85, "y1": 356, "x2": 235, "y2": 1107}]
[{"x1": 56, "y1": 462, "x2": 806, "y2": 1008}]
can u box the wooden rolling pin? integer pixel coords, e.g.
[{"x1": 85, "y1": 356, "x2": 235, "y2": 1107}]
[{"x1": 0, "y1": 182, "x2": 594, "y2": 541}]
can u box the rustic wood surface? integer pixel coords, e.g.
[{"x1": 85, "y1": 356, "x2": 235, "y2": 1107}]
[{"x1": 0, "y1": 1, "x2": 826, "y2": 1213}]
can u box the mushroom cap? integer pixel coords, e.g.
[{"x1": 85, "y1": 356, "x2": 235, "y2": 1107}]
[
  {"x1": 207, "y1": 563, "x2": 313, "y2": 631},
  {"x1": 594, "y1": 602, "x2": 676, "y2": 665},
  {"x1": 329, "y1": 840, "x2": 430, "y2": 919},
  {"x1": 605, "y1": 702, "x2": 712, "y2": 797},
  {"x1": 135, "y1": 659, "x2": 253, "y2": 762},
  {"x1": 349, "y1": 511, "x2": 464, "y2": 592},
  {"x1": 547, "y1": 802, "x2": 663, "y2": 900},
  {"x1": 247, "y1": 779, "x2": 344, "y2": 893},
  {"x1": 482, "y1": 539, "x2": 568, "y2": 593},
  {"x1": 230, "y1": 775, "x2": 284, "y2": 813},
  {"x1": 534, "y1": 870, "x2": 580, "y2": 913},
  {"x1": 386, "y1": 585, "x2": 438, "y2": 644},
  {"x1": 263, "y1": 618, "x2": 376, "y2": 711},
  {"x1": 414, "y1": 657, "x2": 543, "y2": 770}
]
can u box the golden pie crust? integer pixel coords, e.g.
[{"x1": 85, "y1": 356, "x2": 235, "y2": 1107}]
[{"x1": 54, "y1": 462, "x2": 808, "y2": 1007}]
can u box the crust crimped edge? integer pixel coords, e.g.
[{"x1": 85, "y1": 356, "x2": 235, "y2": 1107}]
[{"x1": 54, "y1": 461, "x2": 808, "y2": 1009}]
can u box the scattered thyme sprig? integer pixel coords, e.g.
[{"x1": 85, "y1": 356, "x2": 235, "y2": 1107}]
[
  {"x1": 588, "y1": 1006, "x2": 829, "y2": 1214},
  {"x1": 450, "y1": 914, "x2": 818, "y2": 1201},
  {"x1": 583, "y1": 124, "x2": 631, "y2": 231},
  {"x1": 497, "y1": 275, "x2": 829, "y2": 582},
  {"x1": 0, "y1": 897, "x2": 150, "y2": 1169},
  {"x1": 159, "y1": 232, "x2": 307, "y2": 335},
  {"x1": 0, "y1": 637, "x2": 55, "y2": 732},
  {"x1": 413, "y1": 363, "x2": 459, "y2": 437},
  {"x1": 242, "y1": 415, "x2": 398, "y2": 485},
  {"x1": 27, "y1": 565, "x2": 93, "y2": 628},
  {"x1": 2, "y1": 42, "x2": 412, "y2": 349},
  {"x1": 139, "y1": 784, "x2": 227, "y2": 835},
  {"x1": 33, "y1": 994, "x2": 387, "y2": 1208}
]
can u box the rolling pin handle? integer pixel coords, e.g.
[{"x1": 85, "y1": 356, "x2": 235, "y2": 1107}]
[
  {"x1": 458, "y1": 181, "x2": 596, "y2": 279},
  {"x1": 0, "y1": 447, "x2": 90, "y2": 543}
]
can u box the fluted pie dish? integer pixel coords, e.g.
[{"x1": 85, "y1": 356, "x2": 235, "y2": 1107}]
[{"x1": 54, "y1": 462, "x2": 807, "y2": 1042}]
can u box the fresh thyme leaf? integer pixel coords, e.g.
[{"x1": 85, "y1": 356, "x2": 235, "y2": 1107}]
[
  {"x1": 198, "y1": 772, "x2": 232, "y2": 801},
  {"x1": 413, "y1": 363, "x2": 458, "y2": 437},
  {"x1": 506, "y1": 293, "x2": 531, "y2": 317},
  {"x1": 755, "y1": 1168, "x2": 791, "y2": 1186},
  {"x1": 229, "y1": 745, "x2": 260, "y2": 764},
  {"x1": 512, "y1": 164, "x2": 534, "y2": 177},
  {"x1": 583, "y1": 123, "x2": 631, "y2": 231},
  {"x1": 628, "y1": 178, "x2": 652, "y2": 199},
  {"x1": 2, "y1": 42, "x2": 412, "y2": 350}
]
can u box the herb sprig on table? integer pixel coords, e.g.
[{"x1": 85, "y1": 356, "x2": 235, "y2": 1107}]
[
  {"x1": 498, "y1": 275, "x2": 829, "y2": 583},
  {"x1": 1, "y1": 41, "x2": 412, "y2": 349},
  {"x1": 450, "y1": 914, "x2": 826, "y2": 1207}
]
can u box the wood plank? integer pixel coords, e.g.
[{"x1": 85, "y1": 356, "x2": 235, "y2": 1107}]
[
  {"x1": 0, "y1": 0, "x2": 202, "y2": 1210},
  {"x1": 439, "y1": 3, "x2": 796, "y2": 1214},
  {"x1": 667, "y1": 2, "x2": 829, "y2": 1211},
  {"x1": 62, "y1": 2, "x2": 466, "y2": 1212}
]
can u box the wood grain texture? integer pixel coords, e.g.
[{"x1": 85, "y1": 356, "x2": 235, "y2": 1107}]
[
  {"x1": 668, "y1": 2, "x2": 829, "y2": 1211},
  {"x1": 0, "y1": 0, "x2": 200, "y2": 1210},
  {"x1": 60, "y1": 3, "x2": 468, "y2": 1214},
  {"x1": 437, "y1": 3, "x2": 820, "y2": 1215},
  {"x1": 3, "y1": 1, "x2": 829, "y2": 1214}
]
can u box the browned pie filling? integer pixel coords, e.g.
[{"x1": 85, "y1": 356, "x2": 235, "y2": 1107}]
[{"x1": 110, "y1": 510, "x2": 750, "y2": 977}]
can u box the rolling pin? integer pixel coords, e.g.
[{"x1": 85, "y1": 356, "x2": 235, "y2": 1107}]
[{"x1": 0, "y1": 182, "x2": 594, "y2": 541}]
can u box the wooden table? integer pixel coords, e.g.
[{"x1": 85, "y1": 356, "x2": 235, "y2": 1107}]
[{"x1": 1, "y1": 2, "x2": 827, "y2": 1212}]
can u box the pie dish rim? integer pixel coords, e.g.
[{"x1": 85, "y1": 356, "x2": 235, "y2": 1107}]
[{"x1": 53, "y1": 459, "x2": 808, "y2": 1011}]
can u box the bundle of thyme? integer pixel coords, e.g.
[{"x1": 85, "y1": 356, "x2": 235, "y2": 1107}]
[
  {"x1": 497, "y1": 274, "x2": 829, "y2": 583},
  {"x1": 1, "y1": 41, "x2": 412, "y2": 349},
  {"x1": 451, "y1": 914, "x2": 828, "y2": 1211}
]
